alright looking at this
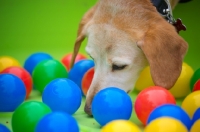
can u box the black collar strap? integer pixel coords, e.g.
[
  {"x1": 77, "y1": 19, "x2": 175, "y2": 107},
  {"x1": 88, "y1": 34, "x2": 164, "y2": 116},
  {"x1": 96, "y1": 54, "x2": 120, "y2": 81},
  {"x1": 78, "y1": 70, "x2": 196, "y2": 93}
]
[{"x1": 151, "y1": 0, "x2": 186, "y2": 33}]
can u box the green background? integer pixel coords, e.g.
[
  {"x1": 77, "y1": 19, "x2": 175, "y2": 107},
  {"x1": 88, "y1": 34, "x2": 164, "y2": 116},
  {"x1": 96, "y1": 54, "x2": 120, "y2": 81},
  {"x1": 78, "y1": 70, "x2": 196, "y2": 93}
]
[
  {"x1": 0, "y1": 0, "x2": 200, "y2": 70},
  {"x1": 0, "y1": 0, "x2": 200, "y2": 132}
]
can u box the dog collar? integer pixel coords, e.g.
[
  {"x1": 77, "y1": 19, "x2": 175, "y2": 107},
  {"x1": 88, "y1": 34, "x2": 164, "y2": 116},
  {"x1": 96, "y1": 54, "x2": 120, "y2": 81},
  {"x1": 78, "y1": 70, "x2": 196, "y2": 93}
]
[{"x1": 151, "y1": 0, "x2": 186, "y2": 33}]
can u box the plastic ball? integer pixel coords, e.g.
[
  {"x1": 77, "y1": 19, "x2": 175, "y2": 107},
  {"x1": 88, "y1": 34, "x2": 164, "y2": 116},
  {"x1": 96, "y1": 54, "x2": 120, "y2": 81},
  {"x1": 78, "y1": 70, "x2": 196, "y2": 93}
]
[
  {"x1": 134, "y1": 86, "x2": 176, "y2": 125},
  {"x1": 35, "y1": 112, "x2": 79, "y2": 132},
  {"x1": 190, "y1": 119, "x2": 200, "y2": 132},
  {"x1": 1, "y1": 67, "x2": 33, "y2": 98},
  {"x1": 68, "y1": 59, "x2": 94, "y2": 94},
  {"x1": 0, "y1": 56, "x2": 21, "y2": 72},
  {"x1": 24, "y1": 52, "x2": 53, "y2": 75},
  {"x1": 82, "y1": 67, "x2": 94, "y2": 96},
  {"x1": 42, "y1": 78, "x2": 82, "y2": 115},
  {"x1": 144, "y1": 117, "x2": 188, "y2": 132},
  {"x1": 135, "y1": 66, "x2": 154, "y2": 91},
  {"x1": 190, "y1": 68, "x2": 200, "y2": 91},
  {"x1": 12, "y1": 101, "x2": 51, "y2": 132},
  {"x1": 0, "y1": 74, "x2": 26, "y2": 112},
  {"x1": 101, "y1": 120, "x2": 141, "y2": 132},
  {"x1": 32, "y1": 59, "x2": 68, "y2": 93},
  {"x1": 193, "y1": 79, "x2": 200, "y2": 92},
  {"x1": 135, "y1": 63, "x2": 194, "y2": 98},
  {"x1": 181, "y1": 91, "x2": 200, "y2": 118},
  {"x1": 147, "y1": 104, "x2": 191, "y2": 130},
  {"x1": 91, "y1": 87, "x2": 132, "y2": 126},
  {"x1": 61, "y1": 53, "x2": 87, "y2": 71},
  {"x1": 191, "y1": 108, "x2": 200, "y2": 126},
  {"x1": 169, "y1": 62, "x2": 194, "y2": 98},
  {"x1": 0, "y1": 124, "x2": 11, "y2": 132}
]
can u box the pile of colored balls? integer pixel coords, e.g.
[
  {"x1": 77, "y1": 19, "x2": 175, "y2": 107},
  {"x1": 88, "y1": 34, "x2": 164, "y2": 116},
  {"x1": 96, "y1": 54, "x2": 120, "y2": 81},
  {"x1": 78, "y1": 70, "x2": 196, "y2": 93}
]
[
  {"x1": 0, "y1": 53, "x2": 93, "y2": 132},
  {"x1": 0, "y1": 52, "x2": 200, "y2": 132}
]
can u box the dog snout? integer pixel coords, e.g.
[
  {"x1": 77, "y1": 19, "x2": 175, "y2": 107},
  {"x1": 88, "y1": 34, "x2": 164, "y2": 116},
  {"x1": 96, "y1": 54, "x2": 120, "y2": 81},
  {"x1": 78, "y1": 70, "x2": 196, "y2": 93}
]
[{"x1": 84, "y1": 104, "x2": 92, "y2": 116}]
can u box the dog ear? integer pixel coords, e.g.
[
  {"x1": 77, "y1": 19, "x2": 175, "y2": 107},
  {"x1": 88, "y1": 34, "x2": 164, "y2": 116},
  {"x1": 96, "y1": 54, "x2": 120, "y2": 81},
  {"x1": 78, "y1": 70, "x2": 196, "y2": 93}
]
[
  {"x1": 137, "y1": 24, "x2": 188, "y2": 89},
  {"x1": 70, "y1": 5, "x2": 97, "y2": 68}
]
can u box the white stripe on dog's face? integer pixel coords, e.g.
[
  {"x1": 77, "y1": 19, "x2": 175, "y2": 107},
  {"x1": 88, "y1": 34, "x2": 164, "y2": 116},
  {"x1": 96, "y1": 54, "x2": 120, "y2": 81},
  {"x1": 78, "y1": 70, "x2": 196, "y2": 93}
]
[{"x1": 84, "y1": 24, "x2": 148, "y2": 115}]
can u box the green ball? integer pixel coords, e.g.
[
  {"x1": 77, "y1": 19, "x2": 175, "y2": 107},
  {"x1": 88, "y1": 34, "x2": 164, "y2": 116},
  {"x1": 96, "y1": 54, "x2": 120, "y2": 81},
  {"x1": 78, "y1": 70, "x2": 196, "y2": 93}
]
[
  {"x1": 190, "y1": 68, "x2": 200, "y2": 91},
  {"x1": 32, "y1": 59, "x2": 68, "y2": 93},
  {"x1": 12, "y1": 101, "x2": 51, "y2": 132}
]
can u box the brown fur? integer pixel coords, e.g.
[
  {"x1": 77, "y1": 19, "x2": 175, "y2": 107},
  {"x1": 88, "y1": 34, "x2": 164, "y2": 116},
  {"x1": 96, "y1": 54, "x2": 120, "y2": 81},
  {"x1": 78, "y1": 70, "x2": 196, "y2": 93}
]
[{"x1": 70, "y1": 0, "x2": 188, "y2": 115}]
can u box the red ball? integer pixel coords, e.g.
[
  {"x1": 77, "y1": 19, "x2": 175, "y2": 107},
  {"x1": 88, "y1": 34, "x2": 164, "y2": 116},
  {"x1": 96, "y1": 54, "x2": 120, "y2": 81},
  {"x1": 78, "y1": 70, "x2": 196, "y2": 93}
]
[
  {"x1": 134, "y1": 86, "x2": 176, "y2": 126},
  {"x1": 193, "y1": 79, "x2": 200, "y2": 92},
  {"x1": 82, "y1": 67, "x2": 94, "y2": 96},
  {"x1": 1, "y1": 66, "x2": 33, "y2": 98},
  {"x1": 61, "y1": 53, "x2": 87, "y2": 71}
]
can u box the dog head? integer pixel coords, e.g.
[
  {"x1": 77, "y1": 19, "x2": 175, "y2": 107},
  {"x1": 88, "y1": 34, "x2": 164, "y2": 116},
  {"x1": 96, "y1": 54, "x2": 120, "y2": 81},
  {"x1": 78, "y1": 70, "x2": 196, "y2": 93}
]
[{"x1": 70, "y1": 0, "x2": 188, "y2": 115}]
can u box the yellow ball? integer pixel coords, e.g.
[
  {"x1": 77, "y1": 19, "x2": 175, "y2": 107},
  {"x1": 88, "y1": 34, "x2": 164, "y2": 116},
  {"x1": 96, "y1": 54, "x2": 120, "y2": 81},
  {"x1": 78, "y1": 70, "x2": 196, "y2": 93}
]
[
  {"x1": 190, "y1": 119, "x2": 200, "y2": 132},
  {"x1": 169, "y1": 62, "x2": 194, "y2": 98},
  {"x1": 181, "y1": 91, "x2": 200, "y2": 118},
  {"x1": 101, "y1": 120, "x2": 141, "y2": 132},
  {"x1": 135, "y1": 66, "x2": 154, "y2": 91},
  {"x1": 144, "y1": 117, "x2": 188, "y2": 132},
  {"x1": 0, "y1": 56, "x2": 21, "y2": 72}
]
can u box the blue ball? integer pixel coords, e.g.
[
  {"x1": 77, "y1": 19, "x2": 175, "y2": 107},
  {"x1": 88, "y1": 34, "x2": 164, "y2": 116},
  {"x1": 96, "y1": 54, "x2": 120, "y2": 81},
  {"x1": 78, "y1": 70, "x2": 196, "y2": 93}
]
[
  {"x1": 42, "y1": 78, "x2": 82, "y2": 115},
  {"x1": 24, "y1": 52, "x2": 53, "y2": 75},
  {"x1": 191, "y1": 108, "x2": 200, "y2": 126},
  {"x1": 0, "y1": 124, "x2": 10, "y2": 132},
  {"x1": 91, "y1": 87, "x2": 132, "y2": 126},
  {"x1": 68, "y1": 59, "x2": 94, "y2": 95},
  {"x1": 147, "y1": 104, "x2": 191, "y2": 130},
  {"x1": 35, "y1": 112, "x2": 79, "y2": 132},
  {"x1": 0, "y1": 74, "x2": 26, "y2": 112}
]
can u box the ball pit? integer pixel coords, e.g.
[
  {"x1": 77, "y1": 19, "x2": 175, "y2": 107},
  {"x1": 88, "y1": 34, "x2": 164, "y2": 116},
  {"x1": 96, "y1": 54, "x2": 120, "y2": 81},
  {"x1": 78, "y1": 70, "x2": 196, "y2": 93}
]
[
  {"x1": 91, "y1": 87, "x2": 132, "y2": 126},
  {"x1": 0, "y1": 0, "x2": 199, "y2": 131},
  {"x1": 0, "y1": 74, "x2": 26, "y2": 112},
  {"x1": 42, "y1": 78, "x2": 82, "y2": 114}
]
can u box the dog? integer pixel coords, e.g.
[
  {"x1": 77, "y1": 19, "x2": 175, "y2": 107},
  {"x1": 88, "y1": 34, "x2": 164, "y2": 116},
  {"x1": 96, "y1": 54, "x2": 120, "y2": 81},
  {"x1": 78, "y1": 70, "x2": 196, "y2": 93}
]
[{"x1": 70, "y1": 0, "x2": 188, "y2": 115}]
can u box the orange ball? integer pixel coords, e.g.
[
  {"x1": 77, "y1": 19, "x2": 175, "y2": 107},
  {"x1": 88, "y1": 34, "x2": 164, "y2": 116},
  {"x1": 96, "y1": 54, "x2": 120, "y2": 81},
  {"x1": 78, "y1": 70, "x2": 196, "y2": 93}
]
[
  {"x1": 82, "y1": 67, "x2": 94, "y2": 96},
  {"x1": 61, "y1": 53, "x2": 87, "y2": 71},
  {"x1": 193, "y1": 79, "x2": 200, "y2": 92},
  {"x1": 134, "y1": 86, "x2": 176, "y2": 125}
]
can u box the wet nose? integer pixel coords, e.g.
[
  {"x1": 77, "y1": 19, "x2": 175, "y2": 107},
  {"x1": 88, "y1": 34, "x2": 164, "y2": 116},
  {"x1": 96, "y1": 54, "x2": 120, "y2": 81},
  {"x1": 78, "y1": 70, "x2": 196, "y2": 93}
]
[{"x1": 84, "y1": 104, "x2": 92, "y2": 116}]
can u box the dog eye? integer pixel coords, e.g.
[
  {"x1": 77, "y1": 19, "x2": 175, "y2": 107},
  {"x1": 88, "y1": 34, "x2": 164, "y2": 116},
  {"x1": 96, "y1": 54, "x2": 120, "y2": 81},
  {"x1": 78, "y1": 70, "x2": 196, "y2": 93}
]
[{"x1": 112, "y1": 64, "x2": 127, "y2": 71}]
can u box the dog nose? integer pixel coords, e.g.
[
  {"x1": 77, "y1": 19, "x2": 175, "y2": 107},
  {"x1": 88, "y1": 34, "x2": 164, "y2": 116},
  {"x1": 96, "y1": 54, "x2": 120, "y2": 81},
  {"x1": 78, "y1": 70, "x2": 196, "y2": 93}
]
[{"x1": 84, "y1": 104, "x2": 92, "y2": 116}]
